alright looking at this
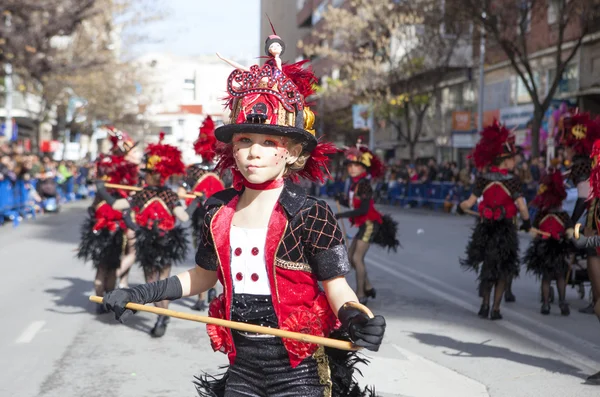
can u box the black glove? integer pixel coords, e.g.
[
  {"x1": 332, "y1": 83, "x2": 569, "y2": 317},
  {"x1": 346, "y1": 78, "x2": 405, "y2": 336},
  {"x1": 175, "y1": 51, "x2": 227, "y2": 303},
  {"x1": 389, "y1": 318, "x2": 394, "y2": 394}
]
[
  {"x1": 338, "y1": 303, "x2": 386, "y2": 351},
  {"x1": 185, "y1": 196, "x2": 203, "y2": 217},
  {"x1": 572, "y1": 234, "x2": 589, "y2": 249},
  {"x1": 103, "y1": 276, "x2": 183, "y2": 323},
  {"x1": 456, "y1": 205, "x2": 465, "y2": 215},
  {"x1": 95, "y1": 181, "x2": 116, "y2": 206},
  {"x1": 121, "y1": 208, "x2": 139, "y2": 231},
  {"x1": 520, "y1": 219, "x2": 531, "y2": 232}
]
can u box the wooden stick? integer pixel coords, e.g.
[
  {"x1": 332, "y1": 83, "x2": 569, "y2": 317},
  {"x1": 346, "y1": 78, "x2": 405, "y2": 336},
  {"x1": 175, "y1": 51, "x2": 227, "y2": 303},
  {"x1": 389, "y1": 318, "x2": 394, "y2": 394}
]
[
  {"x1": 335, "y1": 200, "x2": 349, "y2": 244},
  {"x1": 104, "y1": 182, "x2": 202, "y2": 200},
  {"x1": 464, "y1": 208, "x2": 551, "y2": 238},
  {"x1": 89, "y1": 296, "x2": 369, "y2": 351}
]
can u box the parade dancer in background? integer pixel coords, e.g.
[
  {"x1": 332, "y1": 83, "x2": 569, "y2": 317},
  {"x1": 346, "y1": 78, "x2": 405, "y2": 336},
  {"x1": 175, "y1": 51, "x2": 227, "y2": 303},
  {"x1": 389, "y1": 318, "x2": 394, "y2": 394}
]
[
  {"x1": 523, "y1": 165, "x2": 573, "y2": 315},
  {"x1": 560, "y1": 112, "x2": 600, "y2": 314},
  {"x1": 571, "y1": 137, "x2": 600, "y2": 385},
  {"x1": 336, "y1": 140, "x2": 400, "y2": 305},
  {"x1": 101, "y1": 35, "x2": 385, "y2": 396},
  {"x1": 97, "y1": 132, "x2": 201, "y2": 337},
  {"x1": 179, "y1": 116, "x2": 225, "y2": 311},
  {"x1": 77, "y1": 134, "x2": 138, "y2": 314},
  {"x1": 458, "y1": 122, "x2": 531, "y2": 320}
]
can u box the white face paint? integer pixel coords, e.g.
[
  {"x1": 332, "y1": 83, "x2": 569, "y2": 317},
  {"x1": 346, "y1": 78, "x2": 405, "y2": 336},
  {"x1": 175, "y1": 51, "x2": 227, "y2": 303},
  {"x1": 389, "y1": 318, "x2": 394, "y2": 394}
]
[{"x1": 232, "y1": 133, "x2": 301, "y2": 184}]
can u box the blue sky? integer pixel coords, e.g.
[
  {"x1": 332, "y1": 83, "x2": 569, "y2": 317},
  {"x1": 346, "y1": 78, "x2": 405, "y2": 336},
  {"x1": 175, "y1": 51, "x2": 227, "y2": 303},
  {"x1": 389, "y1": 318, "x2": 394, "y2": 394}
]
[{"x1": 134, "y1": 0, "x2": 260, "y2": 59}]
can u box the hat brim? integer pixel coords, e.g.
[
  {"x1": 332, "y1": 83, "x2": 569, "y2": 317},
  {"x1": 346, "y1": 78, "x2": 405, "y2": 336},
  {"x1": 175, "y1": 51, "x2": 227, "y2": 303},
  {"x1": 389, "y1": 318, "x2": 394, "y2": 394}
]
[{"x1": 215, "y1": 124, "x2": 317, "y2": 152}]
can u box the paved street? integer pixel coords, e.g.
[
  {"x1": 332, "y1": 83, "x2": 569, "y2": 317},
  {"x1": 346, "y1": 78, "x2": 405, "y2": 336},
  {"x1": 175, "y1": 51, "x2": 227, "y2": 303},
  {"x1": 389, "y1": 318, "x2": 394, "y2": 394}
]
[{"x1": 1, "y1": 199, "x2": 600, "y2": 397}]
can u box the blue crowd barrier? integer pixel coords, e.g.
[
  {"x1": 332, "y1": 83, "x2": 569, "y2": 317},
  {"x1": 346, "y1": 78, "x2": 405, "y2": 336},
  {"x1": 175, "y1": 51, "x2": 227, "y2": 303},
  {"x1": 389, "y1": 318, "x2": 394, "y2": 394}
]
[{"x1": 324, "y1": 181, "x2": 538, "y2": 212}]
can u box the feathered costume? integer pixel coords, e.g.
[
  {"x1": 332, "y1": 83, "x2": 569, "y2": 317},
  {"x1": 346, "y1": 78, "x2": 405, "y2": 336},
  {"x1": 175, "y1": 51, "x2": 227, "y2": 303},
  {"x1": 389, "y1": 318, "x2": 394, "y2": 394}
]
[
  {"x1": 182, "y1": 116, "x2": 225, "y2": 245},
  {"x1": 337, "y1": 141, "x2": 400, "y2": 251},
  {"x1": 524, "y1": 168, "x2": 573, "y2": 279},
  {"x1": 77, "y1": 134, "x2": 138, "y2": 269},
  {"x1": 192, "y1": 30, "x2": 380, "y2": 397},
  {"x1": 132, "y1": 132, "x2": 188, "y2": 271},
  {"x1": 460, "y1": 122, "x2": 522, "y2": 285}
]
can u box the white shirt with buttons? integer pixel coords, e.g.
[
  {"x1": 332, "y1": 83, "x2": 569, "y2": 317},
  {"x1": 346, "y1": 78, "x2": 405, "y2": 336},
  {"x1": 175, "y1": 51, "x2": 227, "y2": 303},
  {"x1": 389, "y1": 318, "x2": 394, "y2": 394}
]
[{"x1": 230, "y1": 226, "x2": 271, "y2": 295}]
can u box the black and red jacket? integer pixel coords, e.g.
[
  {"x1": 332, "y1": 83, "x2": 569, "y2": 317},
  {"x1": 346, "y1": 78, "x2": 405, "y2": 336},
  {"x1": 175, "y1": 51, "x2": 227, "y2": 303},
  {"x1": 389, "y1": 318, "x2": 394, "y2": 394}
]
[{"x1": 472, "y1": 167, "x2": 523, "y2": 221}]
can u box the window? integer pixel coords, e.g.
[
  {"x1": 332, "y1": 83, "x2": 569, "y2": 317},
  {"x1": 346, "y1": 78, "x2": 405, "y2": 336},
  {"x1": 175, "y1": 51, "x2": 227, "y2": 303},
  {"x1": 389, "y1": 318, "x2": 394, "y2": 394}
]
[
  {"x1": 514, "y1": 72, "x2": 540, "y2": 104},
  {"x1": 547, "y1": 63, "x2": 578, "y2": 95},
  {"x1": 547, "y1": 0, "x2": 564, "y2": 24}
]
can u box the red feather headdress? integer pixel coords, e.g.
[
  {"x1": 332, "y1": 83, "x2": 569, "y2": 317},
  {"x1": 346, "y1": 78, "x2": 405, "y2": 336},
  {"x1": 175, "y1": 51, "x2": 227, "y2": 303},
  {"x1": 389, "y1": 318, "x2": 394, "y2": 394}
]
[
  {"x1": 96, "y1": 137, "x2": 138, "y2": 186},
  {"x1": 193, "y1": 116, "x2": 217, "y2": 163},
  {"x1": 531, "y1": 167, "x2": 567, "y2": 210},
  {"x1": 560, "y1": 112, "x2": 600, "y2": 156},
  {"x1": 143, "y1": 132, "x2": 185, "y2": 183},
  {"x1": 470, "y1": 120, "x2": 516, "y2": 169},
  {"x1": 341, "y1": 138, "x2": 385, "y2": 178}
]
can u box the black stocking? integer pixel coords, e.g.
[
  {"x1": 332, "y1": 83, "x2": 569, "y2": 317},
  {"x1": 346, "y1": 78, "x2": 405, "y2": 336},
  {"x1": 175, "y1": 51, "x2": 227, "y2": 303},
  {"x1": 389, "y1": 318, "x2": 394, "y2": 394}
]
[
  {"x1": 492, "y1": 278, "x2": 506, "y2": 311},
  {"x1": 350, "y1": 239, "x2": 371, "y2": 298},
  {"x1": 541, "y1": 277, "x2": 551, "y2": 305},
  {"x1": 555, "y1": 273, "x2": 567, "y2": 302},
  {"x1": 480, "y1": 281, "x2": 492, "y2": 307}
]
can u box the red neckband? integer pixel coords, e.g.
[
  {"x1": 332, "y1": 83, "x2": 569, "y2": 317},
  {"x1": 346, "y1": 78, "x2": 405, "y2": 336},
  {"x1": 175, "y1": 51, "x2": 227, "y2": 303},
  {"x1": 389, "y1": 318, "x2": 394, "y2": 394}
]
[{"x1": 243, "y1": 178, "x2": 285, "y2": 191}]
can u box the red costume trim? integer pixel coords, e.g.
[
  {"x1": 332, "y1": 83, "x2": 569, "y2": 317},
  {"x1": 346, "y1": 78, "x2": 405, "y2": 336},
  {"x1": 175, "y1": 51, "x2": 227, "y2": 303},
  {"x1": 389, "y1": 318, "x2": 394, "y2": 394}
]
[{"x1": 207, "y1": 195, "x2": 337, "y2": 368}]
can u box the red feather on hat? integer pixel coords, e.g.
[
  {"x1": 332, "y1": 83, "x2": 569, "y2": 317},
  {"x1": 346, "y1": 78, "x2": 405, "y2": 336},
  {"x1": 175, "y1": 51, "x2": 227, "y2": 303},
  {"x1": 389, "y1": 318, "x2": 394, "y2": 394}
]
[
  {"x1": 144, "y1": 132, "x2": 185, "y2": 183},
  {"x1": 531, "y1": 168, "x2": 566, "y2": 210},
  {"x1": 193, "y1": 116, "x2": 218, "y2": 162},
  {"x1": 470, "y1": 121, "x2": 511, "y2": 169}
]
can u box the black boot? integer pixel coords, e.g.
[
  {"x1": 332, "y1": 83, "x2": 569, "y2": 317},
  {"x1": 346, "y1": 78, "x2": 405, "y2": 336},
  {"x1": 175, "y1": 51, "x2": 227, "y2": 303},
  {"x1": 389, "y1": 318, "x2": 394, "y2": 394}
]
[
  {"x1": 586, "y1": 370, "x2": 600, "y2": 385},
  {"x1": 478, "y1": 304, "x2": 490, "y2": 318},
  {"x1": 504, "y1": 289, "x2": 516, "y2": 303},
  {"x1": 540, "y1": 303, "x2": 550, "y2": 315},
  {"x1": 559, "y1": 300, "x2": 570, "y2": 316},
  {"x1": 490, "y1": 310, "x2": 503, "y2": 320},
  {"x1": 207, "y1": 288, "x2": 217, "y2": 303},
  {"x1": 150, "y1": 315, "x2": 169, "y2": 338},
  {"x1": 579, "y1": 303, "x2": 595, "y2": 314}
]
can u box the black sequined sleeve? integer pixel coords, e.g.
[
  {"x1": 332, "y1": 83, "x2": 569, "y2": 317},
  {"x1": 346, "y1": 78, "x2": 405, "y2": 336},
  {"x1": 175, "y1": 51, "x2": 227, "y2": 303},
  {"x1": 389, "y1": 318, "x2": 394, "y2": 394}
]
[
  {"x1": 532, "y1": 211, "x2": 544, "y2": 228},
  {"x1": 195, "y1": 209, "x2": 218, "y2": 271},
  {"x1": 505, "y1": 175, "x2": 523, "y2": 200},
  {"x1": 129, "y1": 190, "x2": 146, "y2": 212},
  {"x1": 303, "y1": 200, "x2": 350, "y2": 281},
  {"x1": 356, "y1": 179, "x2": 373, "y2": 200},
  {"x1": 472, "y1": 176, "x2": 486, "y2": 197}
]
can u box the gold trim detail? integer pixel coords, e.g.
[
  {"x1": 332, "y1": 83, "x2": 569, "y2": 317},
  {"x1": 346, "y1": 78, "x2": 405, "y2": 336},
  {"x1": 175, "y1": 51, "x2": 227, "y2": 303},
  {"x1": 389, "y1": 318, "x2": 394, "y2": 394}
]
[
  {"x1": 540, "y1": 214, "x2": 565, "y2": 228},
  {"x1": 140, "y1": 197, "x2": 171, "y2": 214},
  {"x1": 95, "y1": 200, "x2": 107, "y2": 210},
  {"x1": 313, "y1": 346, "x2": 332, "y2": 397},
  {"x1": 362, "y1": 221, "x2": 375, "y2": 242},
  {"x1": 275, "y1": 258, "x2": 312, "y2": 273},
  {"x1": 192, "y1": 172, "x2": 223, "y2": 191},
  {"x1": 482, "y1": 181, "x2": 512, "y2": 199},
  {"x1": 273, "y1": 219, "x2": 288, "y2": 305}
]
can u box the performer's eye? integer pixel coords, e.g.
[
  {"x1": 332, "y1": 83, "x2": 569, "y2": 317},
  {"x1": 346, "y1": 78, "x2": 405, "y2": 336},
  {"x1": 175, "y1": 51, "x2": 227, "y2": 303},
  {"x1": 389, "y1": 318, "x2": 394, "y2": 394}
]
[
  {"x1": 264, "y1": 140, "x2": 278, "y2": 146},
  {"x1": 235, "y1": 137, "x2": 252, "y2": 144}
]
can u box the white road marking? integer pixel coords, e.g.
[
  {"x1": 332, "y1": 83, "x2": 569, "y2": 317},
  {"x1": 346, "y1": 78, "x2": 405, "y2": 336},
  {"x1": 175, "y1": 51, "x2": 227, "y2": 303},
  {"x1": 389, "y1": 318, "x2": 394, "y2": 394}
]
[
  {"x1": 367, "y1": 253, "x2": 600, "y2": 373},
  {"x1": 15, "y1": 321, "x2": 46, "y2": 344}
]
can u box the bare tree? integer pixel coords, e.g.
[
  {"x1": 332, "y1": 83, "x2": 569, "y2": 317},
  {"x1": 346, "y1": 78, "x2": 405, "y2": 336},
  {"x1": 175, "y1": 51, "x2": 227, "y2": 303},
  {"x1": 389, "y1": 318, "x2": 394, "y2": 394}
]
[
  {"x1": 303, "y1": 0, "x2": 470, "y2": 161},
  {"x1": 461, "y1": 0, "x2": 600, "y2": 157}
]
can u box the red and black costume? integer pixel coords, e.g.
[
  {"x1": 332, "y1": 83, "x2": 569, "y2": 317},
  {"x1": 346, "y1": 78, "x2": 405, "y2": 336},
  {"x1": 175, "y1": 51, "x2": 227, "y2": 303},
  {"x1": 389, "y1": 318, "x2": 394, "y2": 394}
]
[
  {"x1": 523, "y1": 168, "x2": 573, "y2": 315},
  {"x1": 337, "y1": 143, "x2": 399, "y2": 251},
  {"x1": 460, "y1": 122, "x2": 526, "y2": 319},
  {"x1": 78, "y1": 134, "x2": 138, "y2": 272},
  {"x1": 132, "y1": 133, "x2": 188, "y2": 271},
  {"x1": 182, "y1": 116, "x2": 225, "y2": 243},
  {"x1": 191, "y1": 33, "x2": 380, "y2": 397}
]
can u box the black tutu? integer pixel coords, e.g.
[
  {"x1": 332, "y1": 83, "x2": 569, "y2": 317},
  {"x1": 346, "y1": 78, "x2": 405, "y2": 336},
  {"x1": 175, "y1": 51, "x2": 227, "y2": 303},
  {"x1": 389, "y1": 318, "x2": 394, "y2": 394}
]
[
  {"x1": 193, "y1": 330, "x2": 378, "y2": 397},
  {"x1": 524, "y1": 238, "x2": 571, "y2": 279},
  {"x1": 135, "y1": 225, "x2": 188, "y2": 271},
  {"x1": 77, "y1": 215, "x2": 125, "y2": 270},
  {"x1": 373, "y1": 214, "x2": 400, "y2": 252},
  {"x1": 460, "y1": 218, "x2": 519, "y2": 283}
]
